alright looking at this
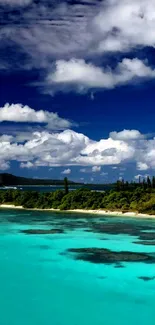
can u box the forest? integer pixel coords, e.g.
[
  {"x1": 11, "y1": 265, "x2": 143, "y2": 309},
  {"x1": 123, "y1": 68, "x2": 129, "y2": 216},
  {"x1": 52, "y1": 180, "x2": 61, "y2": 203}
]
[{"x1": 1, "y1": 180, "x2": 155, "y2": 214}]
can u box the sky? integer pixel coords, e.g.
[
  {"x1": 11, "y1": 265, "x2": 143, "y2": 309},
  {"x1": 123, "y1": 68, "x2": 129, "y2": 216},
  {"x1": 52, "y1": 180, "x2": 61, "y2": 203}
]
[{"x1": 0, "y1": 0, "x2": 155, "y2": 183}]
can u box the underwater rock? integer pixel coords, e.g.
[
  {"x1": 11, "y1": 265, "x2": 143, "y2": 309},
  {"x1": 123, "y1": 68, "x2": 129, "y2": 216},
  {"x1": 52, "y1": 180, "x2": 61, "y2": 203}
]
[
  {"x1": 20, "y1": 228, "x2": 64, "y2": 235},
  {"x1": 88, "y1": 222, "x2": 147, "y2": 236},
  {"x1": 39, "y1": 245, "x2": 51, "y2": 250},
  {"x1": 138, "y1": 233, "x2": 155, "y2": 240},
  {"x1": 114, "y1": 263, "x2": 124, "y2": 268},
  {"x1": 67, "y1": 247, "x2": 154, "y2": 264},
  {"x1": 138, "y1": 276, "x2": 155, "y2": 281},
  {"x1": 133, "y1": 240, "x2": 155, "y2": 246}
]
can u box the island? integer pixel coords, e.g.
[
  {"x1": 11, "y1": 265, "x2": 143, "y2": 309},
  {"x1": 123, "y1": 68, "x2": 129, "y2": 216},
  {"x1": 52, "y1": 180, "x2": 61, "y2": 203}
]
[{"x1": 0, "y1": 175, "x2": 155, "y2": 217}]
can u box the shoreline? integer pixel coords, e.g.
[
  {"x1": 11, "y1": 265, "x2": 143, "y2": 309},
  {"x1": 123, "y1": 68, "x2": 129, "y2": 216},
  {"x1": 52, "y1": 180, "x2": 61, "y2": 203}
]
[{"x1": 0, "y1": 204, "x2": 155, "y2": 219}]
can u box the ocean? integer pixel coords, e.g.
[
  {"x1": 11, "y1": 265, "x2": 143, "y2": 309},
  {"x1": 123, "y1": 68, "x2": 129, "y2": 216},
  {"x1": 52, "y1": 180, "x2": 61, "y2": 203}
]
[
  {"x1": 0, "y1": 208, "x2": 155, "y2": 325},
  {"x1": 0, "y1": 184, "x2": 111, "y2": 192},
  {"x1": 0, "y1": 185, "x2": 81, "y2": 192}
]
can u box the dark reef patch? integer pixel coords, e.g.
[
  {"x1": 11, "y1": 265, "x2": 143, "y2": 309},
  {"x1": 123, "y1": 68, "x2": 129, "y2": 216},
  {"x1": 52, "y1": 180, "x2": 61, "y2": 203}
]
[
  {"x1": 7, "y1": 208, "x2": 155, "y2": 238},
  {"x1": 59, "y1": 251, "x2": 67, "y2": 256},
  {"x1": 46, "y1": 219, "x2": 90, "y2": 232},
  {"x1": 39, "y1": 245, "x2": 51, "y2": 250},
  {"x1": 114, "y1": 263, "x2": 124, "y2": 268},
  {"x1": 30, "y1": 244, "x2": 51, "y2": 250},
  {"x1": 133, "y1": 240, "x2": 155, "y2": 246},
  {"x1": 138, "y1": 276, "x2": 155, "y2": 281},
  {"x1": 88, "y1": 222, "x2": 153, "y2": 237},
  {"x1": 67, "y1": 248, "x2": 155, "y2": 264},
  {"x1": 138, "y1": 233, "x2": 155, "y2": 240},
  {"x1": 20, "y1": 228, "x2": 64, "y2": 235}
]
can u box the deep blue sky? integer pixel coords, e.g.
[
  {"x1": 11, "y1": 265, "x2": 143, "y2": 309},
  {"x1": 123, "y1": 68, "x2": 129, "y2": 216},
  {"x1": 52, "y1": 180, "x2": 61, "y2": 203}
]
[
  {"x1": 1, "y1": 72, "x2": 155, "y2": 139},
  {"x1": 0, "y1": 0, "x2": 155, "y2": 183}
]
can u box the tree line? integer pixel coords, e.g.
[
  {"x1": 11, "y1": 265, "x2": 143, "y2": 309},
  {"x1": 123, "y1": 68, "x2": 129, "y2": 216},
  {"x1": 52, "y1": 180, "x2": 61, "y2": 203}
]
[
  {"x1": 115, "y1": 176, "x2": 155, "y2": 191},
  {"x1": 1, "y1": 185, "x2": 155, "y2": 214}
]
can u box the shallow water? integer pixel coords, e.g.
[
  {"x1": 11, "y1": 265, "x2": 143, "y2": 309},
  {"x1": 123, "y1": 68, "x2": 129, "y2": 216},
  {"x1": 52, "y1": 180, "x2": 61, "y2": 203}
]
[{"x1": 0, "y1": 209, "x2": 155, "y2": 325}]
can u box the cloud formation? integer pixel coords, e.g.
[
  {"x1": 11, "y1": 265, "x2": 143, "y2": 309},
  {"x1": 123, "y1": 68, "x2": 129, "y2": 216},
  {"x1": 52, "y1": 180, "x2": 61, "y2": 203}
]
[
  {"x1": 0, "y1": 160, "x2": 10, "y2": 171},
  {"x1": 92, "y1": 166, "x2": 101, "y2": 172},
  {"x1": 0, "y1": 103, "x2": 72, "y2": 130},
  {"x1": 20, "y1": 161, "x2": 34, "y2": 169},
  {"x1": 1, "y1": 0, "x2": 155, "y2": 93},
  {"x1": 95, "y1": 0, "x2": 155, "y2": 54},
  {"x1": 137, "y1": 162, "x2": 149, "y2": 171},
  {"x1": 61, "y1": 168, "x2": 71, "y2": 175},
  {"x1": 0, "y1": 0, "x2": 32, "y2": 6},
  {"x1": 110, "y1": 129, "x2": 144, "y2": 141},
  {"x1": 47, "y1": 58, "x2": 155, "y2": 91},
  {"x1": 2, "y1": 0, "x2": 155, "y2": 60},
  {"x1": 0, "y1": 127, "x2": 155, "y2": 173}
]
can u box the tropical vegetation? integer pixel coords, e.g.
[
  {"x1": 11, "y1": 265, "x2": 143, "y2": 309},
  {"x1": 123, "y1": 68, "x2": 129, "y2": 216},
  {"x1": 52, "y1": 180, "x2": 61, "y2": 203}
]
[{"x1": 1, "y1": 180, "x2": 155, "y2": 214}]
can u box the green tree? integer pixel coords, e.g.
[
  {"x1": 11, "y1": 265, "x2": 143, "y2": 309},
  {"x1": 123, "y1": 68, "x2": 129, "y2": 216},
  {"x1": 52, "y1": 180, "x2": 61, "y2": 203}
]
[
  {"x1": 152, "y1": 176, "x2": 155, "y2": 189},
  {"x1": 147, "y1": 176, "x2": 152, "y2": 188},
  {"x1": 125, "y1": 181, "x2": 129, "y2": 190},
  {"x1": 142, "y1": 179, "x2": 147, "y2": 190},
  {"x1": 64, "y1": 177, "x2": 69, "y2": 195},
  {"x1": 116, "y1": 180, "x2": 122, "y2": 191},
  {"x1": 0, "y1": 175, "x2": 3, "y2": 186}
]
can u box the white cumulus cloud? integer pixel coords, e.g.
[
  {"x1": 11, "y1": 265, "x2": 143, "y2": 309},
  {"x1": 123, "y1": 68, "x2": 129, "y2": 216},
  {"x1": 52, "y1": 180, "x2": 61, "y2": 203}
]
[
  {"x1": 94, "y1": 0, "x2": 155, "y2": 54},
  {"x1": 0, "y1": 127, "x2": 155, "y2": 172},
  {"x1": 61, "y1": 168, "x2": 71, "y2": 175},
  {"x1": 0, "y1": 161, "x2": 10, "y2": 171},
  {"x1": 1, "y1": 0, "x2": 155, "y2": 96},
  {"x1": 20, "y1": 161, "x2": 34, "y2": 169},
  {"x1": 110, "y1": 129, "x2": 144, "y2": 141},
  {"x1": 47, "y1": 58, "x2": 155, "y2": 92},
  {"x1": 0, "y1": 103, "x2": 72, "y2": 130},
  {"x1": 92, "y1": 166, "x2": 101, "y2": 172},
  {"x1": 137, "y1": 162, "x2": 149, "y2": 171}
]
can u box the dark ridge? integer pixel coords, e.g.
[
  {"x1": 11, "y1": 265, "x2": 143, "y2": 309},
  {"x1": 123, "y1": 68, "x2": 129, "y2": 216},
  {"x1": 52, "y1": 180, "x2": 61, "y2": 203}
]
[{"x1": 0, "y1": 173, "x2": 80, "y2": 186}]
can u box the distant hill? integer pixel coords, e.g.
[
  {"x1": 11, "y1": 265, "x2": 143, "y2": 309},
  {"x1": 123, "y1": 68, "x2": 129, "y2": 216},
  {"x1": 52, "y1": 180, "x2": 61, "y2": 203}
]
[{"x1": 0, "y1": 173, "x2": 80, "y2": 186}]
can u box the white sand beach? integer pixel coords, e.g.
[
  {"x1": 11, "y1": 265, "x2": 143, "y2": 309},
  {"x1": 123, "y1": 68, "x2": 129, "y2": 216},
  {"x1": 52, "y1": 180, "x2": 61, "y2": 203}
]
[
  {"x1": 0, "y1": 204, "x2": 155, "y2": 219},
  {"x1": 0, "y1": 204, "x2": 23, "y2": 209}
]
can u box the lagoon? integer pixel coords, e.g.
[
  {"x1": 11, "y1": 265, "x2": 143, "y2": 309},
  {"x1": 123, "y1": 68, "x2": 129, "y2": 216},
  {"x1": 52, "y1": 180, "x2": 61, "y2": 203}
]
[{"x1": 0, "y1": 208, "x2": 155, "y2": 325}]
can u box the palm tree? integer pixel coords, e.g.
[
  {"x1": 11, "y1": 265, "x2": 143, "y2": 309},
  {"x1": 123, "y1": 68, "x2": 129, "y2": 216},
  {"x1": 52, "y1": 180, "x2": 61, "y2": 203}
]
[{"x1": 64, "y1": 177, "x2": 69, "y2": 195}]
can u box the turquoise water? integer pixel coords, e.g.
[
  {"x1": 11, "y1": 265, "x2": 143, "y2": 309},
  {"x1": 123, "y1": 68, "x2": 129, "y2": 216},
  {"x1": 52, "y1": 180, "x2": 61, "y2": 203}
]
[{"x1": 0, "y1": 209, "x2": 155, "y2": 325}]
